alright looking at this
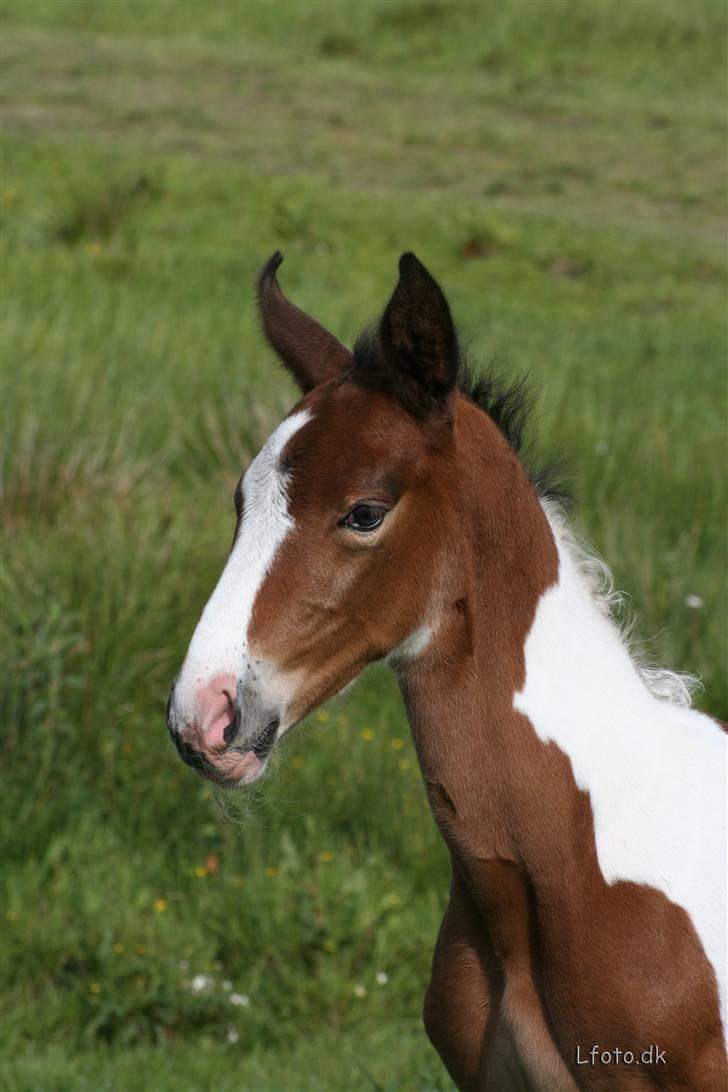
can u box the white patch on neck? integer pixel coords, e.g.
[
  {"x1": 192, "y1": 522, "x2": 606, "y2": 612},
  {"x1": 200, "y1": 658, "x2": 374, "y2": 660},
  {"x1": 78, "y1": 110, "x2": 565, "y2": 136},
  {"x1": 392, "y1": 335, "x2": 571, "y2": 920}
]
[
  {"x1": 514, "y1": 506, "x2": 728, "y2": 1038},
  {"x1": 175, "y1": 409, "x2": 311, "y2": 713},
  {"x1": 386, "y1": 625, "x2": 433, "y2": 668}
]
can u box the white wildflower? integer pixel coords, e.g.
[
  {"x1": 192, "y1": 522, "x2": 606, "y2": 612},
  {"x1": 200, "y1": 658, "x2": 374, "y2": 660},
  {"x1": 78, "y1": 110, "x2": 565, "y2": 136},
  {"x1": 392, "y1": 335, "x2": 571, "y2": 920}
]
[{"x1": 230, "y1": 992, "x2": 250, "y2": 1007}]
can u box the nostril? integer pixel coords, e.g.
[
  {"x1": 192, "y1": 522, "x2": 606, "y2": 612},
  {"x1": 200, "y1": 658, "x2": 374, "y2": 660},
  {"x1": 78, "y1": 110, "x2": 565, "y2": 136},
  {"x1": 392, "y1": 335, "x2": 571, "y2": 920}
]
[
  {"x1": 222, "y1": 697, "x2": 242, "y2": 748},
  {"x1": 195, "y1": 677, "x2": 239, "y2": 751}
]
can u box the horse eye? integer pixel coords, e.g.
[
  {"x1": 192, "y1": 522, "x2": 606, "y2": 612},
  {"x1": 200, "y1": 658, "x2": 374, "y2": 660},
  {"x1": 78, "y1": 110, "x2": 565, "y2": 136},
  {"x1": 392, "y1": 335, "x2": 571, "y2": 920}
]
[{"x1": 343, "y1": 504, "x2": 387, "y2": 532}]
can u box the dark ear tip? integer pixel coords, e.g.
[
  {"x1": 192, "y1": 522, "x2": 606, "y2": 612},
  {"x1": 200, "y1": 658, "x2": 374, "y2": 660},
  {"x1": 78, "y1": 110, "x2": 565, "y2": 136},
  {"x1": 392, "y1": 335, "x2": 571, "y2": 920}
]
[
  {"x1": 259, "y1": 250, "x2": 284, "y2": 292},
  {"x1": 398, "y1": 251, "x2": 421, "y2": 278}
]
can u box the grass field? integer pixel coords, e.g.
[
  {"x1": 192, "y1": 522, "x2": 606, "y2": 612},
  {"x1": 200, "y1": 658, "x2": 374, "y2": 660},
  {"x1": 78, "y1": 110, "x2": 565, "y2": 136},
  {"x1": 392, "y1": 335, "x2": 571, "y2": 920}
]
[{"x1": 1, "y1": 2, "x2": 726, "y2": 1089}]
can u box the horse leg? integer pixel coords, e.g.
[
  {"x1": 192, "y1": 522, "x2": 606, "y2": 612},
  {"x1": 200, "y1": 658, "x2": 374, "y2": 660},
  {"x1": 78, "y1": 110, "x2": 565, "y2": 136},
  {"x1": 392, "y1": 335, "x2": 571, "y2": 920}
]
[
  {"x1": 423, "y1": 864, "x2": 498, "y2": 1092},
  {"x1": 425, "y1": 856, "x2": 581, "y2": 1092}
]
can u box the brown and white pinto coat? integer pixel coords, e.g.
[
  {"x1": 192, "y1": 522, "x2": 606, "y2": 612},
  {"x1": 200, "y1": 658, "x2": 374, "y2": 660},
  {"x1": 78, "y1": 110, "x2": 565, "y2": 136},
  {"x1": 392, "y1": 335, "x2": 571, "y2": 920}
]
[{"x1": 167, "y1": 253, "x2": 727, "y2": 1091}]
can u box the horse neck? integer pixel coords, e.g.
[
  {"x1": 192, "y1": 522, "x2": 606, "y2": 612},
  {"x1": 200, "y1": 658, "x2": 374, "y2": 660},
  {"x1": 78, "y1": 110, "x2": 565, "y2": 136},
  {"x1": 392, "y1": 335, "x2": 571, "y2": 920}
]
[{"x1": 393, "y1": 461, "x2": 657, "y2": 875}]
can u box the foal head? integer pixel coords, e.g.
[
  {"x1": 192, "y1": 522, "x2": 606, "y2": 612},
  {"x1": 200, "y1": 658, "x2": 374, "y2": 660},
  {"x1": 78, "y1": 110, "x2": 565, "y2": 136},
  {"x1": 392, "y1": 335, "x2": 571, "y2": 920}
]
[{"x1": 167, "y1": 252, "x2": 532, "y2": 787}]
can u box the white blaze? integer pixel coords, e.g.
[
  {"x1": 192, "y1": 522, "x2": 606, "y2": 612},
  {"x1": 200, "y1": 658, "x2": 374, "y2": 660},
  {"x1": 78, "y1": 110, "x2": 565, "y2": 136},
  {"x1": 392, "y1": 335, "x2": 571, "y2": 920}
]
[{"x1": 174, "y1": 409, "x2": 311, "y2": 716}]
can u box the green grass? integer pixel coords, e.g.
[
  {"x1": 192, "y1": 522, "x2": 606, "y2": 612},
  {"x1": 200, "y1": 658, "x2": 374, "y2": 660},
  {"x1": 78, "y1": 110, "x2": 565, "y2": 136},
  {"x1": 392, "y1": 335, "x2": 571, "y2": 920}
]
[{"x1": 1, "y1": 1, "x2": 726, "y2": 1089}]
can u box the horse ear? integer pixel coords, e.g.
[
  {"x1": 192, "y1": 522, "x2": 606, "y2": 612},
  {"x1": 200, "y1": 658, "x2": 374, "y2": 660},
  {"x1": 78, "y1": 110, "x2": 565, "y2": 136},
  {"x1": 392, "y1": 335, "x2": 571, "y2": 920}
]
[
  {"x1": 354, "y1": 253, "x2": 460, "y2": 416},
  {"x1": 257, "y1": 252, "x2": 352, "y2": 393}
]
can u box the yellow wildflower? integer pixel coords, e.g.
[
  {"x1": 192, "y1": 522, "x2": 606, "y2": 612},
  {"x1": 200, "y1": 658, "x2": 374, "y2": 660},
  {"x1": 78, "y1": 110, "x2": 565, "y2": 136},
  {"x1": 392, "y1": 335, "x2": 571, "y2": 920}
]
[
  {"x1": 5, "y1": 910, "x2": 18, "y2": 922},
  {"x1": 390, "y1": 738, "x2": 404, "y2": 750},
  {"x1": 386, "y1": 893, "x2": 401, "y2": 908},
  {"x1": 360, "y1": 728, "x2": 375, "y2": 741},
  {"x1": 135, "y1": 944, "x2": 146, "y2": 956},
  {"x1": 154, "y1": 899, "x2": 168, "y2": 913},
  {"x1": 113, "y1": 942, "x2": 125, "y2": 954},
  {"x1": 316, "y1": 710, "x2": 330, "y2": 723},
  {"x1": 398, "y1": 757, "x2": 411, "y2": 771},
  {"x1": 195, "y1": 866, "x2": 208, "y2": 878},
  {"x1": 320, "y1": 851, "x2": 334, "y2": 863},
  {"x1": 291, "y1": 756, "x2": 304, "y2": 769},
  {"x1": 89, "y1": 982, "x2": 102, "y2": 994},
  {"x1": 264, "y1": 866, "x2": 278, "y2": 879}
]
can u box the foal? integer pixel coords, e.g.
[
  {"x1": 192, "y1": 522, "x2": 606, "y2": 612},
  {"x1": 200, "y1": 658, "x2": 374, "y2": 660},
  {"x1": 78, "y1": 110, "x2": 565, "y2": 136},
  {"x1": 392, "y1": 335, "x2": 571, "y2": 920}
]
[{"x1": 167, "y1": 252, "x2": 727, "y2": 1091}]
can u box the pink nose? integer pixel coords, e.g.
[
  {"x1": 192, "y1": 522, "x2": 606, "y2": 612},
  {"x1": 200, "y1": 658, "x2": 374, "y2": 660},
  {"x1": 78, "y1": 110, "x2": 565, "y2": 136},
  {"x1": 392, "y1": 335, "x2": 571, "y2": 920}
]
[{"x1": 194, "y1": 673, "x2": 237, "y2": 752}]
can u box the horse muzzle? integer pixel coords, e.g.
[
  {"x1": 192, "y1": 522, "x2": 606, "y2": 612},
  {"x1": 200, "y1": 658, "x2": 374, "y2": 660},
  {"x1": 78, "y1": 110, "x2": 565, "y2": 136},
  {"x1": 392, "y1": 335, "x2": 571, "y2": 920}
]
[{"x1": 166, "y1": 672, "x2": 281, "y2": 788}]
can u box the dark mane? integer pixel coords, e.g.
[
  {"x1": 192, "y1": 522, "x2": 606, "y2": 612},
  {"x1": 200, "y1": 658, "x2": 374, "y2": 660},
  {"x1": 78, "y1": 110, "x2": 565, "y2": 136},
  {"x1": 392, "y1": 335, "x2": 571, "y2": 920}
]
[
  {"x1": 458, "y1": 360, "x2": 572, "y2": 507},
  {"x1": 458, "y1": 361, "x2": 531, "y2": 454}
]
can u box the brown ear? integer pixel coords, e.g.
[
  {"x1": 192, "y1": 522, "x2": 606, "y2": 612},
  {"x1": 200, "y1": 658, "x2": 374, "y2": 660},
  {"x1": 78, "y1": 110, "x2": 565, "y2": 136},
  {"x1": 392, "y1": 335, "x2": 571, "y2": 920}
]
[
  {"x1": 257, "y1": 252, "x2": 352, "y2": 393},
  {"x1": 352, "y1": 253, "x2": 460, "y2": 416}
]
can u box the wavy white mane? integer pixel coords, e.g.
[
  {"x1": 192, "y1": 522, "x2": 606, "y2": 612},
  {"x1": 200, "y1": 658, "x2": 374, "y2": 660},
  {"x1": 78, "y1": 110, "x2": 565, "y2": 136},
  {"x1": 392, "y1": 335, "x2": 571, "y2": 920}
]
[{"x1": 540, "y1": 498, "x2": 700, "y2": 709}]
